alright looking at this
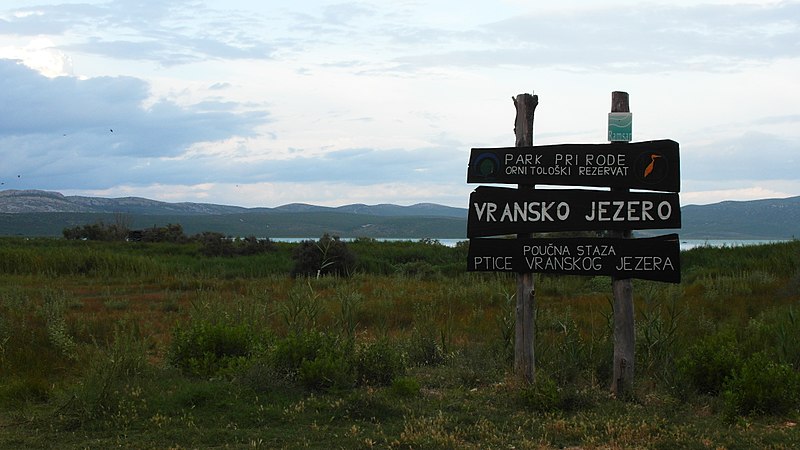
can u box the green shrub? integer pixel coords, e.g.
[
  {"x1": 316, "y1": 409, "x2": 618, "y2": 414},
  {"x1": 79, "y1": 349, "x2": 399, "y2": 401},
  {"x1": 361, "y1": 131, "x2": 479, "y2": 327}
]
[
  {"x1": 742, "y1": 304, "x2": 800, "y2": 368},
  {"x1": 63, "y1": 220, "x2": 129, "y2": 241},
  {"x1": 355, "y1": 338, "x2": 406, "y2": 386},
  {"x1": 270, "y1": 330, "x2": 406, "y2": 391},
  {"x1": 0, "y1": 377, "x2": 51, "y2": 405},
  {"x1": 41, "y1": 289, "x2": 78, "y2": 360},
  {"x1": 168, "y1": 322, "x2": 253, "y2": 377},
  {"x1": 536, "y1": 309, "x2": 588, "y2": 385},
  {"x1": 279, "y1": 283, "x2": 323, "y2": 335},
  {"x1": 519, "y1": 375, "x2": 560, "y2": 412},
  {"x1": 406, "y1": 329, "x2": 446, "y2": 367},
  {"x1": 195, "y1": 233, "x2": 277, "y2": 257},
  {"x1": 141, "y1": 223, "x2": 187, "y2": 243},
  {"x1": 65, "y1": 324, "x2": 149, "y2": 422},
  {"x1": 676, "y1": 329, "x2": 742, "y2": 395},
  {"x1": 291, "y1": 234, "x2": 356, "y2": 277},
  {"x1": 395, "y1": 261, "x2": 440, "y2": 279},
  {"x1": 722, "y1": 352, "x2": 800, "y2": 420},
  {"x1": 390, "y1": 376, "x2": 420, "y2": 398},
  {"x1": 299, "y1": 354, "x2": 355, "y2": 391},
  {"x1": 271, "y1": 331, "x2": 356, "y2": 391},
  {"x1": 271, "y1": 331, "x2": 331, "y2": 378}
]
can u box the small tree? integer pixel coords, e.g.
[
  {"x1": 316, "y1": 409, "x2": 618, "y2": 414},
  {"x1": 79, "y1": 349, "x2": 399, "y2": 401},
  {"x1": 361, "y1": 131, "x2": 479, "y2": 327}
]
[
  {"x1": 194, "y1": 231, "x2": 234, "y2": 257},
  {"x1": 62, "y1": 221, "x2": 129, "y2": 241},
  {"x1": 141, "y1": 223, "x2": 187, "y2": 243},
  {"x1": 291, "y1": 234, "x2": 356, "y2": 278}
]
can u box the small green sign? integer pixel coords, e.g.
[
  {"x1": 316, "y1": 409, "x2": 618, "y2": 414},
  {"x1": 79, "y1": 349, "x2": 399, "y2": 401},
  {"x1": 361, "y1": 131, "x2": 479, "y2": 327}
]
[{"x1": 608, "y1": 112, "x2": 632, "y2": 142}]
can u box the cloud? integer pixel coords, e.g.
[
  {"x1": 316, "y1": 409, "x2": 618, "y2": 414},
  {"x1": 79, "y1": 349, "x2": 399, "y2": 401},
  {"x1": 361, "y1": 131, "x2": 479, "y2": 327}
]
[
  {"x1": 253, "y1": 145, "x2": 467, "y2": 185},
  {"x1": 682, "y1": 131, "x2": 800, "y2": 181},
  {"x1": 389, "y1": 2, "x2": 800, "y2": 73},
  {"x1": 0, "y1": 58, "x2": 465, "y2": 193},
  {"x1": 0, "y1": 59, "x2": 269, "y2": 187},
  {"x1": 2, "y1": 1, "x2": 799, "y2": 209},
  {"x1": 2, "y1": 1, "x2": 278, "y2": 66},
  {"x1": 0, "y1": 37, "x2": 73, "y2": 77}
]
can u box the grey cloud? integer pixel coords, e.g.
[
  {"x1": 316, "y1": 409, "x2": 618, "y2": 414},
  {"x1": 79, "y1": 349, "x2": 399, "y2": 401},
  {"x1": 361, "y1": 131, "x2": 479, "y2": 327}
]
[
  {"x1": 0, "y1": 60, "x2": 269, "y2": 188},
  {"x1": 12, "y1": 142, "x2": 469, "y2": 192},
  {"x1": 250, "y1": 145, "x2": 468, "y2": 186},
  {"x1": 0, "y1": 60, "x2": 148, "y2": 135}
]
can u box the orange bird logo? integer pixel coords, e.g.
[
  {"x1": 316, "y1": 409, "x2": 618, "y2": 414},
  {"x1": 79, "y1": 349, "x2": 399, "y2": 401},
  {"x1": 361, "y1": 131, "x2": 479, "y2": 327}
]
[{"x1": 643, "y1": 154, "x2": 662, "y2": 178}]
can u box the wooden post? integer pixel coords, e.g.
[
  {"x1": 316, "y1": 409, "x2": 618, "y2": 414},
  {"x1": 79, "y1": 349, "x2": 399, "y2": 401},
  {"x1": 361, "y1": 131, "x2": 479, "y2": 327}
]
[
  {"x1": 512, "y1": 93, "x2": 538, "y2": 384},
  {"x1": 610, "y1": 91, "x2": 635, "y2": 397}
]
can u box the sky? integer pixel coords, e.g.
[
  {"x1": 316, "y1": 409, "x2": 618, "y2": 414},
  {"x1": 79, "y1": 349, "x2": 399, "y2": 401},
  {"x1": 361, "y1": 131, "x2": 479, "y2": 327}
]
[{"x1": 0, "y1": 0, "x2": 798, "y2": 208}]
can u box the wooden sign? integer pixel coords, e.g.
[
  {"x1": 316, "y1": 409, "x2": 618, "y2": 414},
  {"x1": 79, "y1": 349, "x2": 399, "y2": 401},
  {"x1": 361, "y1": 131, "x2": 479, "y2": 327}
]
[
  {"x1": 468, "y1": 233, "x2": 681, "y2": 283},
  {"x1": 468, "y1": 186, "x2": 681, "y2": 237},
  {"x1": 467, "y1": 139, "x2": 680, "y2": 192}
]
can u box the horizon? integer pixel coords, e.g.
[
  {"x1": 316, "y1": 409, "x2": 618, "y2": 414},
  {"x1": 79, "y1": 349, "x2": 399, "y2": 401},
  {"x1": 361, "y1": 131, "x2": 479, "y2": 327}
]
[
  {"x1": 2, "y1": 187, "x2": 798, "y2": 210},
  {"x1": 1, "y1": 1, "x2": 798, "y2": 208}
]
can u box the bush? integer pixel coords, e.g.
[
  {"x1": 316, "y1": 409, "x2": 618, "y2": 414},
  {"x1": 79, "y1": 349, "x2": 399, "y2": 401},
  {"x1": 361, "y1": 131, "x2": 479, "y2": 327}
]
[
  {"x1": 168, "y1": 322, "x2": 253, "y2": 377},
  {"x1": 722, "y1": 352, "x2": 800, "y2": 420},
  {"x1": 676, "y1": 329, "x2": 742, "y2": 395},
  {"x1": 271, "y1": 331, "x2": 330, "y2": 377},
  {"x1": 63, "y1": 221, "x2": 129, "y2": 241},
  {"x1": 141, "y1": 223, "x2": 187, "y2": 243},
  {"x1": 299, "y1": 354, "x2": 355, "y2": 391},
  {"x1": 272, "y1": 331, "x2": 355, "y2": 391},
  {"x1": 395, "y1": 261, "x2": 440, "y2": 279},
  {"x1": 406, "y1": 328, "x2": 446, "y2": 367},
  {"x1": 390, "y1": 376, "x2": 420, "y2": 398},
  {"x1": 355, "y1": 338, "x2": 406, "y2": 386},
  {"x1": 194, "y1": 232, "x2": 234, "y2": 256},
  {"x1": 519, "y1": 375, "x2": 560, "y2": 412},
  {"x1": 291, "y1": 234, "x2": 356, "y2": 277},
  {"x1": 65, "y1": 324, "x2": 149, "y2": 422},
  {"x1": 0, "y1": 377, "x2": 51, "y2": 405},
  {"x1": 195, "y1": 233, "x2": 277, "y2": 257},
  {"x1": 271, "y1": 332, "x2": 407, "y2": 391}
]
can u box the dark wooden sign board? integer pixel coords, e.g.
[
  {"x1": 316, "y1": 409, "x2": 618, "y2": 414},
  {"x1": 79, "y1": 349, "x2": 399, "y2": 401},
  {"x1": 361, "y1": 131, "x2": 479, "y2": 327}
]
[
  {"x1": 467, "y1": 139, "x2": 680, "y2": 193},
  {"x1": 468, "y1": 233, "x2": 681, "y2": 283},
  {"x1": 468, "y1": 186, "x2": 681, "y2": 237}
]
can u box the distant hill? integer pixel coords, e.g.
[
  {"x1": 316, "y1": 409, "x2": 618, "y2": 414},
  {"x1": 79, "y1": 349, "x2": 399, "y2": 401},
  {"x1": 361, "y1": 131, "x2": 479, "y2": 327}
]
[
  {"x1": 0, "y1": 190, "x2": 248, "y2": 215},
  {"x1": 678, "y1": 196, "x2": 800, "y2": 239},
  {"x1": 0, "y1": 190, "x2": 467, "y2": 238},
  {"x1": 0, "y1": 189, "x2": 798, "y2": 239},
  {"x1": 268, "y1": 202, "x2": 466, "y2": 218}
]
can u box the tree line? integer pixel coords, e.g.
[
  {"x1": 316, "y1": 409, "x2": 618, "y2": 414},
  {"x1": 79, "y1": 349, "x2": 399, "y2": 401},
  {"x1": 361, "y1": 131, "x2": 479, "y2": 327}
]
[{"x1": 63, "y1": 220, "x2": 356, "y2": 277}]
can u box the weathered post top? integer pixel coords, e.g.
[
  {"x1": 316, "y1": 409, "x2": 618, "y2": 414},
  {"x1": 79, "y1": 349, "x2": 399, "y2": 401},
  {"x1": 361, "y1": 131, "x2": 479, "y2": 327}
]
[
  {"x1": 611, "y1": 91, "x2": 629, "y2": 114},
  {"x1": 513, "y1": 93, "x2": 538, "y2": 148}
]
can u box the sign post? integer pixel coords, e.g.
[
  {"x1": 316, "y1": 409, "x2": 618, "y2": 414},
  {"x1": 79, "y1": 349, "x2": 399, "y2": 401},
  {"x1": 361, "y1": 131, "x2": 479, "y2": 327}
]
[
  {"x1": 468, "y1": 234, "x2": 680, "y2": 282},
  {"x1": 609, "y1": 91, "x2": 635, "y2": 398},
  {"x1": 465, "y1": 90, "x2": 681, "y2": 395},
  {"x1": 468, "y1": 186, "x2": 680, "y2": 236},
  {"x1": 513, "y1": 93, "x2": 537, "y2": 384},
  {"x1": 468, "y1": 139, "x2": 679, "y2": 191}
]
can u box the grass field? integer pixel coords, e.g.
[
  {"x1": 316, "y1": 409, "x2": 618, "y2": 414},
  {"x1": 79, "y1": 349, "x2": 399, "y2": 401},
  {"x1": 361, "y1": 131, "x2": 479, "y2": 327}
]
[{"x1": 1, "y1": 237, "x2": 799, "y2": 448}]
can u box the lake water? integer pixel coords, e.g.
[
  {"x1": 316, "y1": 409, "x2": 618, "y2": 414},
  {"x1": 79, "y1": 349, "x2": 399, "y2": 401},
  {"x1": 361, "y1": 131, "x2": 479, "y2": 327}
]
[{"x1": 272, "y1": 237, "x2": 788, "y2": 251}]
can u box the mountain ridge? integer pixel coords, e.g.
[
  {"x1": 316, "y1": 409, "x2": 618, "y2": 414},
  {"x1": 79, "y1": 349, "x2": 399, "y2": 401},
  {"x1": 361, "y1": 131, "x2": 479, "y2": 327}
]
[
  {"x1": 0, "y1": 190, "x2": 466, "y2": 218},
  {"x1": 1, "y1": 189, "x2": 799, "y2": 239}
]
